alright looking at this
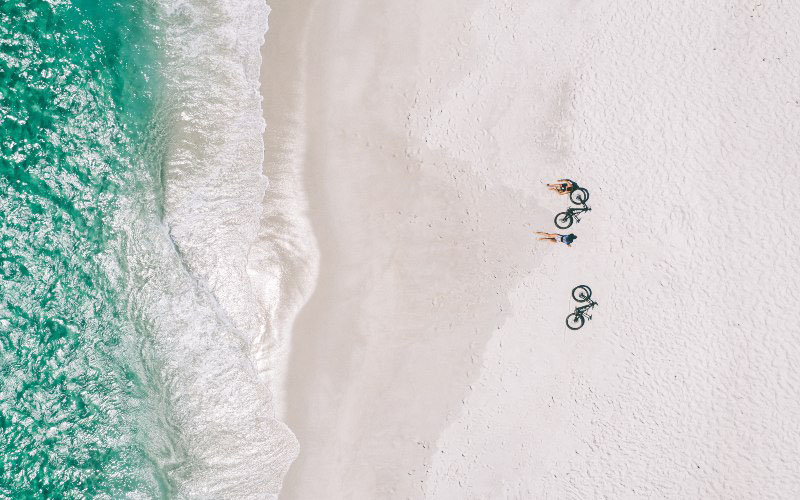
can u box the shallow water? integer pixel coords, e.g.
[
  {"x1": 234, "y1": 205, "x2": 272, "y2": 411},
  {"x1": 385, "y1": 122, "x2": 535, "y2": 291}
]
[{"x1": 1, "y1": 1, "x2": 297, "y2": 497}]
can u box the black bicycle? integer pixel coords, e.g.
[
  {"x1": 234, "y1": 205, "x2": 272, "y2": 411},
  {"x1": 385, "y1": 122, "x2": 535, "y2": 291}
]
[
  {"x1": 570, "y1": 187, "x2": 589, "y2": 205},
  {"x1": 566, "y1": 285, "x2": 598, "y2": 330},
  {"x1": 555, "y1": 203, "x2": 591, "y2": 229}
]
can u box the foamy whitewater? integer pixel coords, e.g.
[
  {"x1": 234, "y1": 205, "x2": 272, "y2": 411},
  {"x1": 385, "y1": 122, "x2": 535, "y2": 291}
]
[
  {"x1": 0, "y1": 0, "x2": 313, "y2": 497},
  {"x1": 148, "y1": 0, "x2": 315, "y2": 496}
]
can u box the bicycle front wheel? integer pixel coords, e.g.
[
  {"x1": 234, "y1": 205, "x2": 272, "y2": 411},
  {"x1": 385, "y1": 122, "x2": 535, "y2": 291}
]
[
  {"x1": 554, "y1": 211, "x2": 573, "y2": 229},
  {"x1": 572, "y1": 285, "x2": 592, "y2": 302},
  {"x1": 566, "y1": 313, "x2": 585, "y2": 330},
  {"x1": 570, "y1": 188, "x2": 589, "y2": 205}
]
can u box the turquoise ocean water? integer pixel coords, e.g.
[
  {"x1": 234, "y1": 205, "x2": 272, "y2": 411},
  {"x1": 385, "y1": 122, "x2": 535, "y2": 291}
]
[
  {"x1": 1, "y1": 0, "x2": 299, "y2": 496},
  {"x1": 1, "y1": 0, "x2": 168, "y2": 496}
]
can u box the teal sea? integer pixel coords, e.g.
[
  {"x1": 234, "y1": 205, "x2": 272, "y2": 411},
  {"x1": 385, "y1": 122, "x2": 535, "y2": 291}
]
[
  {"x1": 1, "y1": 0, "x2": 297, "y2": 497},
  {"x1": 1, "y1": 0, "x2": 167, "y2": 496}
]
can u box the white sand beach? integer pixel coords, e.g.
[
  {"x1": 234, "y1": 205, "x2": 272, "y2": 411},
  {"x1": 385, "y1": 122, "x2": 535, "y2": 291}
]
[{"x1": 260, "y1": 0, "x2": 800, "y2": 498}]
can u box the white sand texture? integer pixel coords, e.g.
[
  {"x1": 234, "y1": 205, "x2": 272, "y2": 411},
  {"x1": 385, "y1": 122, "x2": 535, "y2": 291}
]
[{"x1": 261, "y1": 0, "x2": 800, "y2": 498}]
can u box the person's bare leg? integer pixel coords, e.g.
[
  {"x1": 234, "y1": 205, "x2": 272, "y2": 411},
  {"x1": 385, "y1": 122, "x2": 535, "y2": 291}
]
[{"x1": 535, "y1": 232, "x2": 559, "y2": 241}]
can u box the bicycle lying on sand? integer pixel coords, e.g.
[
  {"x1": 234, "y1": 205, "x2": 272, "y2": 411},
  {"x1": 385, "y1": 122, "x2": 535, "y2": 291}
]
[
  {"x1": 569, "y1": 187, "x2": 589, "y2": 205},
  {"x1": 566, "y1": 285, "x2": 598, "y2": 330},
  {"x1": 555, "y1": 202, "x2": 591, "y2": 229},
  {"x1": 554, "y1": 186, "x2": 590, "y2": 229}
]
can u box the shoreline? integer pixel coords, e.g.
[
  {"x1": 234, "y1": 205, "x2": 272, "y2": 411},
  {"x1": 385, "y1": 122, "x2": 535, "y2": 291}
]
[
  {"x1": 255, "y1": 0, "x2": 319, "y2": 418},
  {"x1": 267, "y1": 0, "x2": 568, "y2": 497}
]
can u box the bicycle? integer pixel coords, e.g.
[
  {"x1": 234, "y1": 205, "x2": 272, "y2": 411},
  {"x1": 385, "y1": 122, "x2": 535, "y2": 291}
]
[
  {"x1": 566, "y1": 285, "x2": 598, "y2": 330},
  {"x1": 570, "y1": 187, "x2": 589, "y2": 205},
  {"x1": 554, "y1": 203, "x2": 591, "y2": 229}
]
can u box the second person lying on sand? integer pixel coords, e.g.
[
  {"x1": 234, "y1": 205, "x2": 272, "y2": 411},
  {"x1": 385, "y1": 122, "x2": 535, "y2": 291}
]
[{"x1": 536, "y1": 232, "x2": 577, "y2": 246}]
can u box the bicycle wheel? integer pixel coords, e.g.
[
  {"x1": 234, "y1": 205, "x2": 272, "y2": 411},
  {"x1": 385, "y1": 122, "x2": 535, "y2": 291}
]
[
  {"x1": 554, "y1": 211, "x2": 573, "y2": 229},
  {"x1": 566, "y1": 313, "x2": 585, "y2": 330},
  {"x1": 570, "y1": 188, "x2": 589, "y2": 205},
  {"x1": 572, "y1": 285, "x2": 592, "y2": 302}
]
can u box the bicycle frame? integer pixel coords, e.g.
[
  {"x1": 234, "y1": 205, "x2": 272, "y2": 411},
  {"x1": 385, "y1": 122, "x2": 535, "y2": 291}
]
[
  {"x1": 566, "y1": 204, "x2": 591, "y2": 220},
  {"x1": 573, "y1": 300, "x2": 597, "y2": 318}
]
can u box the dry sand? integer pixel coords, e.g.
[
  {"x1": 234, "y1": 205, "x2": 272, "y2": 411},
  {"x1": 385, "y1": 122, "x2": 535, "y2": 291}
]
[{"x1": 260, "y1": 0, "x2": 800, "y2": 498}]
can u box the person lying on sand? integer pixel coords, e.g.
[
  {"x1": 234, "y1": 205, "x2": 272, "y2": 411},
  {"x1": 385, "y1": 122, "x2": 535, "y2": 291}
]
[
  {"x1": 547, "y1": 179, "x2": 577, "y2": 195},
  {"x1": 536, "y1": 232, "x2": 577, "y2": 246}
]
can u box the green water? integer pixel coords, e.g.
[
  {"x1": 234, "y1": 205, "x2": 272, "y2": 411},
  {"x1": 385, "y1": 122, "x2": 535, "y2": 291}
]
[{"x1": 0, "y1": 0, "x2": 166, "y2": 496}]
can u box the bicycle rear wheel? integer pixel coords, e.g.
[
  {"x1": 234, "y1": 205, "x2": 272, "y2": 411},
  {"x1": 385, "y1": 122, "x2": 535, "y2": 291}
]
[
  {"x1": 566, "y1": 313, "x2": 585, "y2": 330},
  {"x1": 554, "y1": 211, "x2": 573, "y2": 229},
  {"x1": 572, "y1": 285, "x2": 592, "y2": 302},
  {"x1": 570, "y1": 188, "x2": 589, "y2": 205}
]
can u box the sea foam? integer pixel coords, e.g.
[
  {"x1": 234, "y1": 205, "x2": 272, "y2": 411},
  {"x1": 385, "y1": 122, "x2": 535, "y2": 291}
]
[
  {"x1": 139, "y1": 0, "x2": 317, "y2": 496},
  {"x1": 1, "y1": 0, "x2": 311, "y2": 496}
]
